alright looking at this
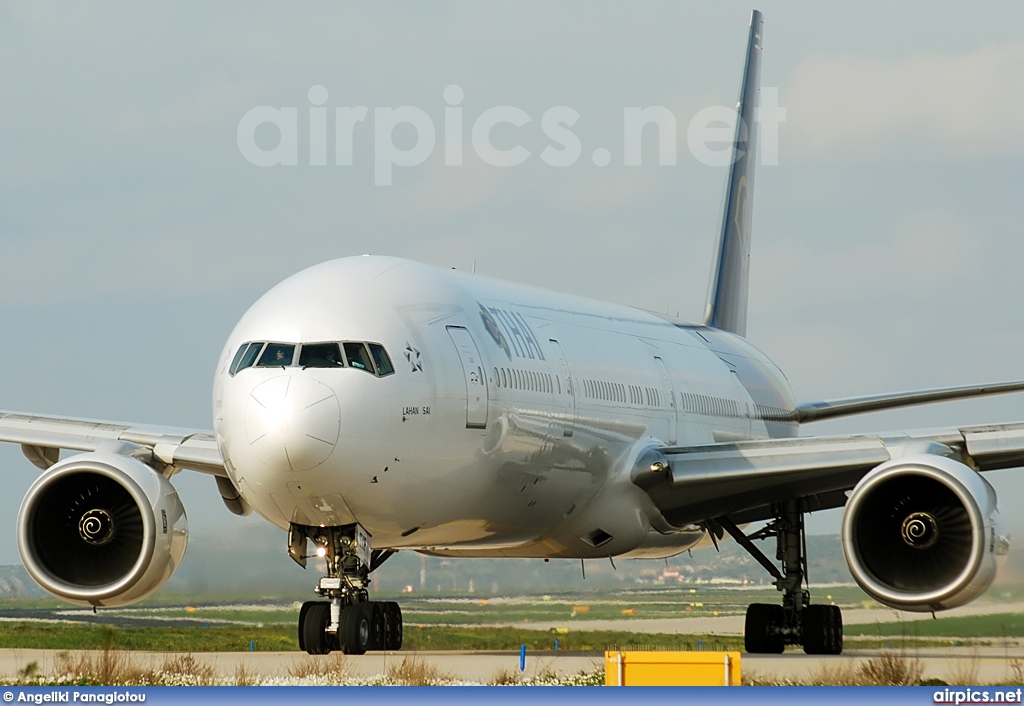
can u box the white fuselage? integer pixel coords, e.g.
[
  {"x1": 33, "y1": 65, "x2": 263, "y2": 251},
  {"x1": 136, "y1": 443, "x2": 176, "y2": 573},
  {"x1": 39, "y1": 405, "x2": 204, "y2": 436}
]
[{"x1": 212, "y1": 256, "x2": 796, "y2": 560}]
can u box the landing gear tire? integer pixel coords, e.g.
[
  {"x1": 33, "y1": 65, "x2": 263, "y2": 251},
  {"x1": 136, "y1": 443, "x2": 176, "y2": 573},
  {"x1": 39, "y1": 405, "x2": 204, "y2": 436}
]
[
  {"x1": 369, "y1": 603, "x2": 386, "y2": 650},
  {"x1": 382, "y1": 601, "x2": 403, "y2": 650},
  {"x1": 341, "y1": 602, "x2": 372, "y2": 655},
  {"x1": 299, "y1": 601, "x2": 333, "y2": 655},
  {"x1": 803, "y1": 604, "x2": 843, "y2": 655},
  {"x1": 720, "y1": 502, "x2": 846, "y2": 655},
  {"x1": 744, "y1": 603, "x2": 784, "y2": 654}
]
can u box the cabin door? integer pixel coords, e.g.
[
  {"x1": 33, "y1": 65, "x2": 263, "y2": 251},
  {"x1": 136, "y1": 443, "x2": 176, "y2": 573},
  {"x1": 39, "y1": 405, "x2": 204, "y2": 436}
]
[
  {"x1": 446, "y1": 326, "x2": 488, "y2": 429},
  {"x1": 549, "y1": 339, "x2": 576, "y2": 437},
  {"x1": 654, "y1": 356, "x2": 679, "y2": 445}
]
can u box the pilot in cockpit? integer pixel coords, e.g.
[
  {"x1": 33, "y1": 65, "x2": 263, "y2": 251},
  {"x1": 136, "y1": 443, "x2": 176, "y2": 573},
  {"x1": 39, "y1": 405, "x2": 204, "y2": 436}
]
[
  {"x1": 299, "y1": 342, "x2": 344, "y2": 368},
  {"x1": 323, "y1": 348, "x2": 342, "y2": 366}
]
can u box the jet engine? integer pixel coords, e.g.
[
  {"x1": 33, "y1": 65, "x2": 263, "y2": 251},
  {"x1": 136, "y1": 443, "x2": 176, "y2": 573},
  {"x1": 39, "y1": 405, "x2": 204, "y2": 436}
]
[
  {"x1": 842, "y1": 454, "x2": 1005, "y2": 612},
  {"x1": 17, "y1": 451, "x2": 188, "y2": 607}
]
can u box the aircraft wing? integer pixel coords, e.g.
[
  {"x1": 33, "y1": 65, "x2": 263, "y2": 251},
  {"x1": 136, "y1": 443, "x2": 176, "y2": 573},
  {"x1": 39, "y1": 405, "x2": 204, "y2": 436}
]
[
  {"x1": 0, "y1": 410, "x2": 224, "y2": 475},
  {"x1": 635, "y1": 421, "x2": 1024, "y2": 528},
  {"x1": 795, "y1": 380, "x2": 1024, "y2": 423}
]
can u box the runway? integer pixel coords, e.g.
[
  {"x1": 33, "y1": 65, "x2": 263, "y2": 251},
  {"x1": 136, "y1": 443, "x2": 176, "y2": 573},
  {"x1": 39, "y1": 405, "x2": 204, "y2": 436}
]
[
  {"x1": 1, "y1": 646, "x2": 1023, "y2": 684},
  {"x1": 490, "y1": 600, "x2": 1024, "y2": 636},
  {"x1": 1, "y1": 599, "x2": 1022, "y2": 683},
  {"x1": 4, "y1": 598, "x2": 1023, "y2": 633}
]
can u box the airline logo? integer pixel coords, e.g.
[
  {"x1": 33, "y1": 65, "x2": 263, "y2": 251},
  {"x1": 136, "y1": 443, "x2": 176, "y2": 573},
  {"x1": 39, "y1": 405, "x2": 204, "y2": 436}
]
[
  {"x1": 478, "y1": 303, "x2": 545, "y2": 361},
  {"x1": 404, "y1": 343, "x2": 423, "y2": 372}
]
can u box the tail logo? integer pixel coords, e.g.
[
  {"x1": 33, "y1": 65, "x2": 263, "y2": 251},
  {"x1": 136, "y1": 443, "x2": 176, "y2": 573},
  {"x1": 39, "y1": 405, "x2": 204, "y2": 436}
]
[{"x1": 731, "y1": 175, "x2": 751, "y2": 243}]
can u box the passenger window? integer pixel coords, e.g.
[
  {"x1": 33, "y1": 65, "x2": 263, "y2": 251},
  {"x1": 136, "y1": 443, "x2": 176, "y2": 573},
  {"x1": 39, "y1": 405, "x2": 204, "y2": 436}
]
[
  {"x1": 368, "y1": 344, "x2": 394, "y2": 376},
  {"x1": 344, "y1": 342, "x2": 374, "y2": 373},
  {"x1": 235, "y1": 342, "x2": 264, "y2": 374},
  {"x1": 257, "y1": 343, "x2": 295, "y2": 367},
  {"x1": 299, "y1": 342, "x2": 344, "y2": 368}
]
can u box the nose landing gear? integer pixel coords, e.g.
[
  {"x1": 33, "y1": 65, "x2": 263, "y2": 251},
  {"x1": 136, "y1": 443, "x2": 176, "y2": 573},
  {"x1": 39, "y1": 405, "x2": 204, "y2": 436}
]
[{"x1": 290, "y1": 523, "x2": 403, "y2": 655}]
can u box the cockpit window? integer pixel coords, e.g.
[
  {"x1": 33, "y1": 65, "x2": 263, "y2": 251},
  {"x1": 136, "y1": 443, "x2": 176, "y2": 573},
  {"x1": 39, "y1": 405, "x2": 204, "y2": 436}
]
[
  {"x1": 229, "y1": 344, "x2": 249, "y2": 375},
  {"x1": 256, "y1": 343, "x2": 295, "y2": 367},
  {"x1": 230, "y1": 340, "x2": 394, "y2": 378},
  {"x1": 343, "y1": 342, "x2": 374, "y2": 373},
  {"x1": 234, "y1": 342, "x2": 264, "y2": 374},
  {"x1": 299, "y1": 342, "x2": 345, "y2": 368},
  {"x1": 368, "y1": 343, "x2": 394, "y2": 376}
]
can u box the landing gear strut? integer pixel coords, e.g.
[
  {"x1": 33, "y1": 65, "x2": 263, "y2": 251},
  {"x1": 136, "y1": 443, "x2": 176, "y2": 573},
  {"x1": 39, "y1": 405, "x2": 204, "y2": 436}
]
[
  {"x1": 715, "y1": 500, "x2": 843, "y2": 655},
  {"x1": 290, "y1": 523, "x2": 403, "y2": 655}
]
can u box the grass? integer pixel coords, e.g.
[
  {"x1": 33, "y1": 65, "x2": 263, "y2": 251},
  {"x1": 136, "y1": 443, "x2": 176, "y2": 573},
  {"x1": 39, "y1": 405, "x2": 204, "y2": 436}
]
[
  {"x1": 0, "y1": 621, "x2": 1015, "y2": 687},
  {"x1": 232, "y1": 661, "x2": 258, "y2": 686},
  {"x1": 745, "y1": 648, "x2": 1024, "y2": 687},
  {"x1": 383, "y1": 655, "x2": 453, "y2": 686},
  {"x1": 103, "y1": 596, "x2": 753, "y2": 626},
  {"x1": 0, "y1": 622, "x2": 295, "y2": 652},
  {"x1": 747, "y1": 651, "x2": 926, "y2": 686},
  {"x1": 746, "y1": 650, "x2": 925, "y2": 686},
  {"x1": 399, "y1": 625, "x2": 743, "y2": 652},
  {"x1": 3, "y1": 583, "x2": 875, "y2": 626},
  {"x1": 0, "y1": 620, "x2": 744, "y2": 653},
  {"x1": 47, "y1": 649, "x2": 220, "y2": 686},
  {"x1": 0, "y1": 615, "x2": 1006, "y2": 654},
  {"x1": 847, "y1": 613, "x2": 1024, "y2": 638},
  {"x1": 86, "y1": 602, "x2": 734, "y2": 626},
  {"x1": 5, "y1": 643, "x2": 1014, "y2": 687},
  {"x1": 0, "y1": 638, "x2": 599, "y2": 686},
  {"x1": 488, "y1": 665, "x2": 523, "y2": 685},
  {"x1": 287, "y1": 652, "x2": 350, "y2": 681}
]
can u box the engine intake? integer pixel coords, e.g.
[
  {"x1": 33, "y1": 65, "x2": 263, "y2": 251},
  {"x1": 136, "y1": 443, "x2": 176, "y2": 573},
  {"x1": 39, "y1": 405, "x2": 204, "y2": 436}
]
[
  {"x1": 18, "y1": 452, "x2": 188, "y2": 607},
  {"x1": 842, "y1": 454, "x2": 1003, "y2": 612}
]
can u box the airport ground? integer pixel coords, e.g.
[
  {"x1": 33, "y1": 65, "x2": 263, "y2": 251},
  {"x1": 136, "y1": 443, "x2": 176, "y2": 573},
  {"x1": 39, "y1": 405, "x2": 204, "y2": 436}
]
[
  {"x1": 1, "y1": 645, "x2": 1023, "y2": 685},
  {"x1": 2, "y1": 597, "x2": 1024, "y2": 684},
  {"x1": 195, "y1": 644, "x2": 1024, "y2": 684}
]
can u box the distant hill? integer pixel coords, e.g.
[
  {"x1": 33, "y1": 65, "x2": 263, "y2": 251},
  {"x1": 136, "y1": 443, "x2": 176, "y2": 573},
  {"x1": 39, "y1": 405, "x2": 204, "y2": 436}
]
[
  {"x1": 3, "y1": 523, "x2": 855, "y2": 602},
  {"x1": 0, "y1": 564, "x2": 44, "y2": 599},
  {"x1": 7, "y1": 520, "x2": 1022, "y2": 602}
]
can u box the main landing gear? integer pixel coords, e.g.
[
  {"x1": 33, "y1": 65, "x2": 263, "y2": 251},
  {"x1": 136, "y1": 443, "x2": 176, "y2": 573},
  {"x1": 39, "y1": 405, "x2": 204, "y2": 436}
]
[
  {"x1": 713, "y1": 500, "x2": 843, "y2": 655},
  {"x1": 289, "y1": 523, "x2": 403, "y2": 655}
]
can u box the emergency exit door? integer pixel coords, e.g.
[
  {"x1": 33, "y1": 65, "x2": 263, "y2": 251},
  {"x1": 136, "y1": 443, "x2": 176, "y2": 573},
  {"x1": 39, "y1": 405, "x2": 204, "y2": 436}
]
[{"x1": 446, "y1": 326, "x2": 488, "y2": 429}]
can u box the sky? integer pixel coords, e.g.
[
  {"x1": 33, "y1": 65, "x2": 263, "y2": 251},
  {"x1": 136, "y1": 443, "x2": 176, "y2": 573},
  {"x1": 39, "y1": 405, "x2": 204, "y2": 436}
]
[{"x1": 1, "y1": 1, "x2": 1023, "y2": 574}]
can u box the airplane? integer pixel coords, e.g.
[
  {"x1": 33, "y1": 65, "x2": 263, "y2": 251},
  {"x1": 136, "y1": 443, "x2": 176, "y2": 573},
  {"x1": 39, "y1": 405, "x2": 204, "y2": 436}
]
[{"x1": 4, "y1": 9, "x2": 1024, "y2": 657}]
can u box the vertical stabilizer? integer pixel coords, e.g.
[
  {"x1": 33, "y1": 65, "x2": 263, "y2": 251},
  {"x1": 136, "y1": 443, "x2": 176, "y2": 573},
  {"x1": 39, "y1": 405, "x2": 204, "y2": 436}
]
[{"x1": 702, "y1": 10, "x2": 763, "y2": 338}]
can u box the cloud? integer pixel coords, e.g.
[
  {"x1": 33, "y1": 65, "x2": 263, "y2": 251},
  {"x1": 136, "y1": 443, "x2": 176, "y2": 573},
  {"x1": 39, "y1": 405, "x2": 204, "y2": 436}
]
[
  {"x1": 99, "y1": 73, "x2": 269, "y2": 137},
  {"x1": 784, "y1": 42, "x2": 1024, "y2": 160},
  {"x1": 754, "y1": 207, "x2": 985, "y2": 309},
  {"x1": 398, "y1": 154, "x2": 504, "y2": 217},
  {"x1": 748, "y1": 207, "x2": 1001, "y2": 396}
]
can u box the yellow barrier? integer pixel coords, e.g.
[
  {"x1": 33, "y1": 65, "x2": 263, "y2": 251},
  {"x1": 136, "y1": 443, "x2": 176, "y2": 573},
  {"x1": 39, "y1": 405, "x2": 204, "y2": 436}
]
[{"x1": 604, "y1": 651, "x2": 741, "y2": 686}]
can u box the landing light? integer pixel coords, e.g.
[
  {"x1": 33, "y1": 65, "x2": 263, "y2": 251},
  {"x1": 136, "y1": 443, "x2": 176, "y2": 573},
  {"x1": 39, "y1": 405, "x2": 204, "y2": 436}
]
[{"x1": 315, "y1": 546, "x2": 327, "y2": 558}]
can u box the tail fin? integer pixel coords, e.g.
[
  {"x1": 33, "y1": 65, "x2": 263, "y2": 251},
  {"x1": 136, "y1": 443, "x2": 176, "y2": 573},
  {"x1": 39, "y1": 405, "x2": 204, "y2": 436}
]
[{"x1": 702, "y1": 10, "x2": 764, "y2": 338}]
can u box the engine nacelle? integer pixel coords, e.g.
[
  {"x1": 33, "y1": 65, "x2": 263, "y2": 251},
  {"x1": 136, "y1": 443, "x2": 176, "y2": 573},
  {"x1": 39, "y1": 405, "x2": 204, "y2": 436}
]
[
  {"x1": 17, "y1": 451, "x2": 188, "y2": 607},
  {"x1": 842, "y1": 454, "x2": 1005, "y2": 612}
]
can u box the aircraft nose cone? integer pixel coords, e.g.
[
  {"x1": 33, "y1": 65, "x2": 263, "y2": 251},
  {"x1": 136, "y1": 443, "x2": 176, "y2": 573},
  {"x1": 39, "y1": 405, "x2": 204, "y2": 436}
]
[{"x1": 245, "y1": 375, "x2": 340, "y2": 472}]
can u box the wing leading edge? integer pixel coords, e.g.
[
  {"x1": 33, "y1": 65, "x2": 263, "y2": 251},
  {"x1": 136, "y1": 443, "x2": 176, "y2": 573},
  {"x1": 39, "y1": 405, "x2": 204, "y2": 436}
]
[
  {"x1": 635, "y1": 421, "x2": 1024, "y2": 528},
  {"x1": 0, "y1": 410, "x2": 224, "y2": 475},
  {"x1": 795, "y1": 380, "x2": 1024, "y2": 423}
]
